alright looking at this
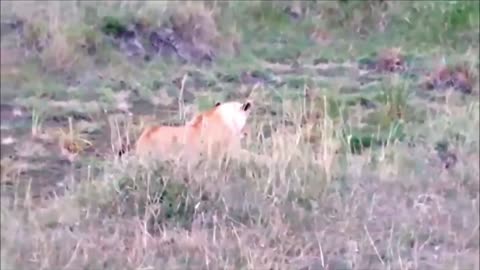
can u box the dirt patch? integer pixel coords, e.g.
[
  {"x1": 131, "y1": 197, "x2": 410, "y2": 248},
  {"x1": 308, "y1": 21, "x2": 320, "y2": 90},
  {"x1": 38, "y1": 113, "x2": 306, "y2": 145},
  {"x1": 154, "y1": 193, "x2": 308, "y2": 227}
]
[
  {"x1": 0, "y1": 103, "x2": 31, "y2": 129},
  {"x1": 1, "y1": 137, "x2": 76, "y2": 200},
  {"x1": 316, "y1": 65, "x2": 354, "y2": 77},
  {"x1": 0, "y1": 103, "x2": 34, "y2": 158},
  {"x1": 0, "y1": 105, "x2": 116, "y2": 201}
]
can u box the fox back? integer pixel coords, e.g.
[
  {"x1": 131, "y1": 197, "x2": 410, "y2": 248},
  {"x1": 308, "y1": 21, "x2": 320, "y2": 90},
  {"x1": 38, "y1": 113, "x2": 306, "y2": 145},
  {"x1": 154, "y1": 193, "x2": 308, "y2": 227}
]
[{"x1": 133, "y1": 100, "x2": 252, "y2": 163}]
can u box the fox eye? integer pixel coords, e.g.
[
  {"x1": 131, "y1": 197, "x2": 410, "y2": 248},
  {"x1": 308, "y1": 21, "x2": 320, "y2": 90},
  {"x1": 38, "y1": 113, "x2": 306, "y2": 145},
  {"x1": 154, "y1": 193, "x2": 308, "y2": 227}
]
[{"x1": 215, "y1": 102, "x2": 221, "y2": 107}]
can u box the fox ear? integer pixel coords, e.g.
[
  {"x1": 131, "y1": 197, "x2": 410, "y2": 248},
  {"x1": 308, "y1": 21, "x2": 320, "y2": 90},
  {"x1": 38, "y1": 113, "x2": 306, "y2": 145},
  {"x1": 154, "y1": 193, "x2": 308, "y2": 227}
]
[
  {"x1": 215, "y1": 102, "x2": 221, "y2": 107},
  {"x1": 241, "y1": 101, "x2": 251, "y2": 111}
]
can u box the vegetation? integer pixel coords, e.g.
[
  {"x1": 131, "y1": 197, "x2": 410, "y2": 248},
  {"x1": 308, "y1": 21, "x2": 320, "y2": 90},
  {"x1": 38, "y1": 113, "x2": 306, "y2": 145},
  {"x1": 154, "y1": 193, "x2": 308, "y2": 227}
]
[{"x1": 1, "y1": 1, "x2": 479, "y2": 269}]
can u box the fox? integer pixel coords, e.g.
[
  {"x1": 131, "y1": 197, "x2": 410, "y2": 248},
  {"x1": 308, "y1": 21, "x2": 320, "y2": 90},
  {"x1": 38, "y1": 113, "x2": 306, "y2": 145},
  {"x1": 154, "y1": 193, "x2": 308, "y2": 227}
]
[{"x1": 121, "y1": 100, "x2": 253, "y2": 165}]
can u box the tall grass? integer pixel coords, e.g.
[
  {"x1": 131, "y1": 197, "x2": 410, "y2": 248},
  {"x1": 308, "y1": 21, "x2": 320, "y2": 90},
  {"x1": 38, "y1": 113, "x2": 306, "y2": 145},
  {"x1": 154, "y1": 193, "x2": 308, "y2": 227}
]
[{"x1": 1, "y1": 1, "x2": 479, "y2": 269}]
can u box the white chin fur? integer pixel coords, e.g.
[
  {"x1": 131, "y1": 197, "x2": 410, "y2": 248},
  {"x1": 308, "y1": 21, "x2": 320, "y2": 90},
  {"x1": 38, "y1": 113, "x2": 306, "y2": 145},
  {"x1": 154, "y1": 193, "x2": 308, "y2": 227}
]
[{"x1": 216, "y1": 102, "x2": 249, "y2": 135}]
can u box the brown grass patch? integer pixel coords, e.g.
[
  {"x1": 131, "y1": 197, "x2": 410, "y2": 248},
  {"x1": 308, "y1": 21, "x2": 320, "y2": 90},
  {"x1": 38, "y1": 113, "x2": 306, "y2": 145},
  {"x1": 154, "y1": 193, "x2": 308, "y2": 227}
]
[
  {"x1": 56, "y1": 118, "x2": 93, "y2": 162},
  {"x1": 376, "y1": 47, "x2": 405, "y2": 73},
  {"x1": 423, "y1": 62, "x2": 478, "y2": 94}
]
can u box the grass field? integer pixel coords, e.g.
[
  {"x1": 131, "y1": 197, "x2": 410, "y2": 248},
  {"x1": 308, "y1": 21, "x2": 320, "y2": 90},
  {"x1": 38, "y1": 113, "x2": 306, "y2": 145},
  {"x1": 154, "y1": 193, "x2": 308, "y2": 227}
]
[{"x1": 1, "y1": 1, "x2": 479, "y2": 269}]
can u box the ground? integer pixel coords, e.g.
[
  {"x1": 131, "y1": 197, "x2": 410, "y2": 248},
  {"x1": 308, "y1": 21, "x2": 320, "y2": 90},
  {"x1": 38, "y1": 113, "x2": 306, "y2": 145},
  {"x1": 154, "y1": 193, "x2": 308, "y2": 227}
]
[{"x1": 0, "y1": 1, "x2": 479, "y2": 270}]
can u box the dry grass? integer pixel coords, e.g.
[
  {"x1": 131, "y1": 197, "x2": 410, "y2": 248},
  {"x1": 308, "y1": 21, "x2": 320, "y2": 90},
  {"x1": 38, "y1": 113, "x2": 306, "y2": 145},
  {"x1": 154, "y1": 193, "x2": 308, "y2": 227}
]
[
  {"x1": 1, "y1": 1, "x2": 479, "y2": 270},
  {"x1": 1, "y1": 1, "x2": 239, "y2": 73},
  {"x1": 57, "y1": 117, "x2": 93, "y2": 162},
  {"x1": 423, "y1": 61, "x2": 479, "y2": 94},
  {"x1": 376, "y1": 47, "x2": 406, "y2": 73},
  {"x1": 2, "y1": 97, "x2": 479, "y2": 269},
  {"x1": 2, "y1": 1, "x2": 85, "y2": 73}
]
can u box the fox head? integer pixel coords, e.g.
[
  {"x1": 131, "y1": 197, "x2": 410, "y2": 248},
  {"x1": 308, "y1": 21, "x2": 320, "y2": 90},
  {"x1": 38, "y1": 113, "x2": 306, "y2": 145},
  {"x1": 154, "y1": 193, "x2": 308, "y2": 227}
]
[
  {"x1": 214, "y1": 100, "x2": 252, "y2": 135},
  {"x1": 187, "y1": 100, "x2": 252, "y2": 136}
]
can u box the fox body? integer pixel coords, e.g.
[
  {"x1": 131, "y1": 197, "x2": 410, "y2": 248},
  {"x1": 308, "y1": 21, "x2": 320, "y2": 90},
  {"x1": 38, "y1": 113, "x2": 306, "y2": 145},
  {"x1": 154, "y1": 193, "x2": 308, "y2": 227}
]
[{"x1": 133, "y1": 100, "x2": 252, "y2": 163}]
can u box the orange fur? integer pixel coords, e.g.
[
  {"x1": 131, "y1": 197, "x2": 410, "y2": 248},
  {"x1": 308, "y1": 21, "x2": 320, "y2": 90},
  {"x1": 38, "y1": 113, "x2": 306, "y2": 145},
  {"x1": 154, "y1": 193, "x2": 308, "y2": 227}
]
[{"x1": 133, "y1": 100, "x2": 252, "y2": 164}]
